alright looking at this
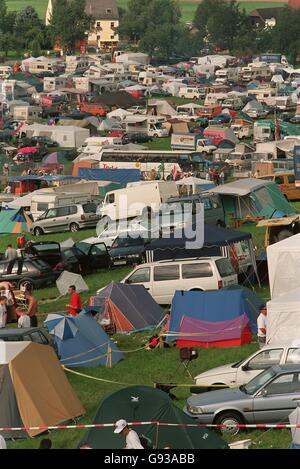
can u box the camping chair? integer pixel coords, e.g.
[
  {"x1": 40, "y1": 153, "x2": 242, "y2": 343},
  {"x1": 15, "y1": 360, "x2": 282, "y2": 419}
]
[{"x1": 174, "y1": 347, "x2": 198, "y2": 380}]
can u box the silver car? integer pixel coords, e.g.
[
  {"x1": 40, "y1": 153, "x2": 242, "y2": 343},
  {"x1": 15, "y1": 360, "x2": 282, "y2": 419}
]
[
  {"x1": 32, "y1": 202, "x2": 100, "y2": 235},
  {"x1": 185, "y1": 364, "x2": 300, "y2": 435}
]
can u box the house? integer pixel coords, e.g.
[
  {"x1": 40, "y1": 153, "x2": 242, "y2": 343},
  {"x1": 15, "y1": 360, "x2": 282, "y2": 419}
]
[
  {"x1": 46, "y1": 0, "x2": 119, "y2": 51},
  {"x1": 248, "y1": 8, "x2": 284, "y2": 29}
]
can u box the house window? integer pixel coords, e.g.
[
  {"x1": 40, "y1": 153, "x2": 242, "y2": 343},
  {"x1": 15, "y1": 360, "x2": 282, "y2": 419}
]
[
  {"x1": 111, "y1": 22, "x2": 114, "y2": 28},
  {"x1": 96, "y1": 21, "x2": 101, "y2": 27},
  {"x1": 106, "y1": 8, "x2": 111, "y2": 13},
  {"x1": 63, "y1": 135, "x2": 67, "y2": 141},
  {"x1": 97, "y1": 35, "x2": 101, "y2": 40},
  {"x1": 111, "y1": 35, "x2": 115, "y2": 39}
]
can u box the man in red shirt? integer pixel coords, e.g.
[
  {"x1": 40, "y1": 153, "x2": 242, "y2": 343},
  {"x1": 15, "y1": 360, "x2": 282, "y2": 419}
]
[{"x1": 66, "y1": 285, "x2": 82, "y2": 316}]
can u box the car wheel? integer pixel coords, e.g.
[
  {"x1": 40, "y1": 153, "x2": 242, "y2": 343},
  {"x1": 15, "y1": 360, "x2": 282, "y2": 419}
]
[
  {"x1": 33, "y1": 227, "x2": 43, "y2": 236},
  {"x1": 70, "y1": 222, "x2": 79, "y2": 232},
  {"x1": 214, "y1": 411, "x2": 243, "y2": 436},
  {"x1": 18, "y1": 279, "x2": 34, "y2": 291}
]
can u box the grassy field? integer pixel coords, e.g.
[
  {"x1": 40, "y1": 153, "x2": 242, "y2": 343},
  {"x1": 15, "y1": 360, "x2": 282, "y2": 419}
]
[{"x1": 5, "y1": 0, "x2": 288, "y2": 22}]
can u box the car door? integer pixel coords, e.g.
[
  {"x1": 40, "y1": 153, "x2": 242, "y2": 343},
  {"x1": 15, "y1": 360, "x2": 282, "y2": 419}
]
[
  {"x1": 40, "y1": 208, "x2": 58, "y2": 232},
  {"x1": 88, "y1": 243, "x2": 110, "y2": 269},
  {"x1": 253, "y1": 372, "x2": 300, "y2": 423},
  {"x1": 236, "y1": 348, "x2": 284, "y2": 385},
  {"x1": 152, "y1": 265, "x2": 180, "y2": 304},
  {"x1": 55, "y1": 206, "x2": 71, "y2": 231}
]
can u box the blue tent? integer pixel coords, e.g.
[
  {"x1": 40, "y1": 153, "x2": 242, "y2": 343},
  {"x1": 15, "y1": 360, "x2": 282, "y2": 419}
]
[
  {"x1": 78, "y1": 168, "x2": 141, "y2": 185},
  {"x1": 169, "y1": 288, "x2": 260, "y2": 339},
  {"x1": 44, "y1": 313, "x2": 123, "y2": 368},
  {"x1": 89, "y1": 282, "x2": 164, "y2": 333}
]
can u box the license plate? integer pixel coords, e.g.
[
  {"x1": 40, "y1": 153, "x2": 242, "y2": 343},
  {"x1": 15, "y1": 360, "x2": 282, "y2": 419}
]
[
  {"x1": 113, "y1": 260, "x2": 127, "y2": 266},
  {"x1": 89, "y1": 214, "x2": 97, "y2": 219}
]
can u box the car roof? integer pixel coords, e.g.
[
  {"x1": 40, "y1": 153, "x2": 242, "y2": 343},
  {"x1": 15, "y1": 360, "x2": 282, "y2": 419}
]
[
  {"x1": 270, "y1": 364, "x2": 300, "y2": 373},
  {"x1": 0, "y1": 327, "x2": 42, "y2": 336},
  {"x1": 132, "y1": 257, "x2": 227, "y2": 267}
]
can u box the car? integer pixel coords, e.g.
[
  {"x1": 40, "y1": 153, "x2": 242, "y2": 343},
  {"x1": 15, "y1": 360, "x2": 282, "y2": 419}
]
[
  {"x1": 185, "y1": 364, "x2": 300, "y2": 435},
  {"x1": 148, "y1": 89, "x2": 172, "y2": 97},
  {"x1": 31, "y1": 202, "x2": 100, "y2": 235},
  {"x1": 109, "y1": 235, "x2": 151, "y2": 267},
  {"x1": 121, "y1": 257, "x2": 237, "y2": 304},
  {"x1": 25, "y1": 241, "x2": 79, "y2": 273},
  {"x1": 65, "y1": 240, "x2": 111, "y2": 273},
  {"x1": 0, "y1": 258, "x2": 56, "y2": 290},
  {"x1": 210, "y1": 114, "x2": 231, "y2": 125},
  {"x1": 166, "y1": 193, "x2": 225, "y2": 227},
  {"x1": 191, "y1": 343, "x2": 300, "y2": 394},
  {"x1": 289, "y1": 115, "x2": 300, "y2": 124},
  {"x1": 0, "y1": 327, "x2": 59, "y2": 356},
  {"x1": 122, "y1": 133, "x2": 153, "y2": 144},
  {"x1": 30, "y1": 135, "x2": 58, "y2": 147}
]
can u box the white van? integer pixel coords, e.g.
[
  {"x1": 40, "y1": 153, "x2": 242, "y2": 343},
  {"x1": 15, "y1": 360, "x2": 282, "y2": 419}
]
[
  {"x1": 192, "y1": 343, "x2": 300, "y2": 393},
  {"x1": 178, "y1": 87, "x2": 202, "y2": 99},
  {"x1": 120, "y1": 257, "x2": 238, "y2": 304},
  {"x1": 78, "y1": 136, "x2": 123, "y2": 154},
  {"x1": 31, "y1": 192, "x2": 99, "y2": 221},
  {"x1": 99, "y1": 181, "x2": 179, "y2": 221}
]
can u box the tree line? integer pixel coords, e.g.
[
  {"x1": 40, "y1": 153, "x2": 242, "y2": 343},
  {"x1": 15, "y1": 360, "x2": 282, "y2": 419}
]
[{"x1": 0, "y1": 0, "x2": 299, "y2": 63}]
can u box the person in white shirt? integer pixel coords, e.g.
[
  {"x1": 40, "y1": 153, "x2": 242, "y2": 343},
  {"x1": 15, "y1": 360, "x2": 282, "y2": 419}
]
[
  {"x1": 257, "y1": 307, "x2": 267, "y2": 349},
  {"x1": 114, "y1": 419, "x2": 144, "y2": 449},
  {"x1": 4, "y1": 245, "x2": 18, "y2": 262},
  {"x1": 0, "y1": 434, "x2": 7, "y2": 449},
  {"x1": 289, "y1": 401, "x2": 300, "y2": 449},
  {"x1": 0, "y1": 296, "x2": 7, "y2": 328}
]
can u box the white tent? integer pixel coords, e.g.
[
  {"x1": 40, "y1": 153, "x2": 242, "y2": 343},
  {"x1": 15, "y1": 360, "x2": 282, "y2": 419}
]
[
  {"x1": 107, "y1": 108, "x2": 132, "y2": 120},
  {"x1": 267, "y1": 233, "x2": 300, "y2": 299},
  {"x1": 56, "y1": 271, "x2": 89, "y2": 295},
  {"x1": 266, "y1": 287, "x2": 300, "y2": 344}
]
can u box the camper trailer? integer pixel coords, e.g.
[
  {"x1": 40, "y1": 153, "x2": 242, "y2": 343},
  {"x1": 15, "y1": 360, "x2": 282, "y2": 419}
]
[
  {"x1": 241, "y1": 63, "x2": 272, "y2": 82},
  {"x1": 214, "y1": 68, "x2": 240, "y2": 84},
  {"x1": 31, "y1": 192, "x2": 99, "y2": 221}
]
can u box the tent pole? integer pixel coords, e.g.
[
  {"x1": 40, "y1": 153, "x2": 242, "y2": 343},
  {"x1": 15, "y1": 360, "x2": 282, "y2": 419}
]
[{"x1": 155, "y1": 422, "x2": 159, "y2": 449}]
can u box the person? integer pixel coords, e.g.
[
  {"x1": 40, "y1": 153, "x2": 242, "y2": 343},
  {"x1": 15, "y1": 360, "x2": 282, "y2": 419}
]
[
  {"x1": 257, "y1": 306, "x2": 267, "y2": 349},
  {"x1": 289, "y1": 401, "x2": 300, "y2": 449},
  {"x1": 0, "y1": 296, "x2": 7, "y2": 329},
  {"x1": 145, "y1": 334, "x2": 160, "y2": 350},
  {"x1": 5, "y1": 244, "x2": 18, "y2": 261},
  {"x1": 114, "y1": 419, "x2": 144, "y2": 449},
  {"x1": 205, "y1": 171, "x2": 210, "y2": 181},
  {"x1": 66, "y1": 285, "x2": 82, "y2": 316},
  {"x1": 20, "y1": 289, "x2": 38, "y2": 327},
  {"x1": 254, "y1": 169, "x2": 260, "y2": 178},
  {"x1": 3, "y1": 163, "x2": 9, "y2": 177},
  {"x1": 38, "y1": 438, "x2": 52, "y2": 449},
  {"x1": 17, "y1": 231, "x2": 27, "y2": 250},
  {"x1": 18, "y1": 311, "x2": 31, "y2": 328},
  {"x1": 0, "y1": 434, "x2": 6, "y2": 449},
  {"x1": 3, "y1": 184, "x2": 11, "y2": 194},
  {"x1": 219, "y1": 170, "x2": 225, "y2": 185}
]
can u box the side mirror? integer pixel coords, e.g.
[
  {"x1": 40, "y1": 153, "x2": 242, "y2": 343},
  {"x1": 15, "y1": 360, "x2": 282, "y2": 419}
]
[
  {"x1": 261, "y1": 389, "x2": 268, "y2": 397},
  {"x1": 241, "y1": 364, "x2": 249, "y2": 371}
]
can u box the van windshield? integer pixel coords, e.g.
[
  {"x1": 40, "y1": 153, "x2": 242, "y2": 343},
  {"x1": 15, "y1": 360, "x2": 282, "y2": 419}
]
[
  {"x1": 215, "y1": 258, "x2": 235, "y2": 277},
  {"x1": 111, "y1": 236, "x2": 146, "y2": 249}
]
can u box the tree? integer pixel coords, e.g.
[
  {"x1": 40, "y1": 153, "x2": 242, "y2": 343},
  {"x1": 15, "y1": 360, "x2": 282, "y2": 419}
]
[
  {"x1": 13, "y1": 6, "x2": 47, "y2": 51},
  {"x1": 271, "y1": 7, "x2": 300, "y2": 64},
  {"x1": 193, "y1": 0, "x2": 250, "y2": 53},
  {"x1": 49, "y1": 0, "x2": 93, "y2": 53}
]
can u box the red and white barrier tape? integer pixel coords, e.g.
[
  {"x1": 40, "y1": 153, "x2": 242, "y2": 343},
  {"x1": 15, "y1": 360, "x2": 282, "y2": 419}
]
[{"x1": 1, "y1": 422, "x2": 300, "y2": 432}]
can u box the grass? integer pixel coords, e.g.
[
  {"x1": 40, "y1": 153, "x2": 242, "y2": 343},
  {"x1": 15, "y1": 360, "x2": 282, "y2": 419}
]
[{"x1": 5, "y1": 0, "x2": 288, "y2": 23}]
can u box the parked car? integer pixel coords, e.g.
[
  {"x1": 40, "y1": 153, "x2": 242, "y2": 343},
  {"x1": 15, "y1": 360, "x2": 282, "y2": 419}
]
[
  {"x1": 210, "y1": 114, "x2": 231, "y2": 125},
  {"x1": 110, "y1": 235, "x2": 151, "y2": 267},
  {"x1": 166, "y1": 194, "x2": 225, "y2": 227},
  {"x1": 30, "y1": 136, "x2": 58, "y2": 147},
  {"x1": 65, "y1": 240, "x2": 111, "y2": 273},
  {"x1": 185, "y1": 364, "x2": 300, "y2": 435},
  {"x1": 0, "y1": 327, "x2": 59, "y2": 356},
  {"x1": 0, "y1": 258, "x2": 56, "y2": 290},
  {"x1": 122, "y1": 133, "x2": 153, "y2": 144},
  {"x1": 25, "y1": 241, "x2": 79, "y2": 273},
  {"x1": 121, "y1": 257, "x2": 238, "y2": 304},
  {"x1": 191, "y1": 343, "x2": 300, "y2": 394},
  {"x1": 31, "y1": 202, "x2": 100, "y2": 235}
]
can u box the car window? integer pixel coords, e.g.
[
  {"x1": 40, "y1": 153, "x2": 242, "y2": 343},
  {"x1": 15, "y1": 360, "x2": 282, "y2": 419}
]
[
  {"x1": 288, "y1": 175, "x2": 295, "y2": 184},
  {"x1": 74, "y1": 242, "x2": 90, "y2": 255},
  {"x1": 215, "y1": 258, "x2": 236, "y2": 277},
  {"x1": 45, "y1": 208, "x2": 57, "y2": 219},
  {"x1": 182, "y1": 263, "x2": 213, "y2": 279},
  {"x1": 127, "y1": 267, "x2": 150, "y2": 284},
  {"x1": 23, "y1": 334, "x2": 31, "y2": 341},
  {"x1": 275, "y1": 176, "x2": 284, "y2": 185},
  {"x1": 247, "y1": 349, "x2": 284, "y2": 370},
  {"x1": 91, "y1": 244, "x2": 106, "y2": 256},
  {"x1": 69, "y1": 206, "x2": 77, "y2": 215},
  {"x1": 107, "y1": 194, "x2": 115, "y2": 204},
  {"x1": 265, "y1": 373, "x2": 300, "y2": 395},
  {"x1": 30, "y1": 331, "x2": 48, "y2": 345},
  {"x1": 82, "y1": 203, "x2": 97, "y2": 213},
  {"x1": 37, "y1": 202, "x2": 48, "y2": 212},
  {"x1": 154, "y1": 265, "x2": 179, "y2": 281},
  {"x1": 56, "y1": 206, "x2": 70, "y2": 217},
  {"x1": 286, "y1": 348, "x2": 300, "y2": 364},
  {"x1": 0, "y1": 262, "x2": 7, "y2": 274}
]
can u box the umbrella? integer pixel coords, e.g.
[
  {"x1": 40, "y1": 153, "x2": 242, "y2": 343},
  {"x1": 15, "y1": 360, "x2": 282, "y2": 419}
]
[
  {"x1": 44, "y1": 314, "x2": 78, "y2": 340},
  {"x1": 56, "y1": 271, "x2": 89, "y2": 295},
  {"x1": 17, "y1": 147, "x2": 38, "y2": 154}
]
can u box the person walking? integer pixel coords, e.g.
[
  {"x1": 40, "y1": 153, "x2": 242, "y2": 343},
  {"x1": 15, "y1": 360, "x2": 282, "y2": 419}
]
[
  {"x1": 114, "y1": 420, "x2": 144, "y2": 449},
  {"x1": 66, "y1": 285, "x2": 82, "y2": 316},
  {"x1": 4, "y1": 245, "x2": 18, "y2": 261},
  {"x1": 0, "y1": 296, "x2": 8, "y2": 329},
  {"x1": 289, "y1": 401, "x2": 300, "y2": 449},
  {"x1": 257, "y1": 306, "x2": 267, "y2": 349}
]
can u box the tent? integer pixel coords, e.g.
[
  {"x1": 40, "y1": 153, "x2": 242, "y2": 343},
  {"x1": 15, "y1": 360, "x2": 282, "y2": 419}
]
[
  {"x1": 0, "y1": 341, "x2": 84, "y2": 439},
  {"x1": 209, "y1": 178, "x2": 294, "y2": 224},
  {"x1": 267, "y1": 233, "x2": 300, "y2": 299},
  {"x1": 44, "y1": 313, "x2": 123, "y2": 368},
  {"x1": 90, "y1": 282, "x2": 164, "y2": 333},
  {"x1": 42, "y1": 152, "x2": 68, "y2": 165},
  {"x1": 168, "y1": 289, "x2": 259, "y2": 348},
  {"x1": 0, "y1": 208, "x2": 32, "y2": 233},
  {"x1": 77, "y1": 168, "x2": 141, "y2": 185},
  {"x1": 176, "y1": 176, "x2": 215, "y2": 194},
  {"x1": 266, "y1": 287, "x2": 300, "y2": 345},
  {"x1": 80, "y1": 385, "x2": 227, "y2": 449},
  {"x1": 56, "y1": 271, "x2": 89, "y2": 295}
]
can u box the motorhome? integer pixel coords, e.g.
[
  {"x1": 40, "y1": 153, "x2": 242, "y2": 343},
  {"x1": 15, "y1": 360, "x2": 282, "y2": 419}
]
[
  {"x1": 248, "y1": 87, "x2": 276, "y2": 105},
  {"x1": 99, "y1": 181, "x2": 179, "y2": 221},
  {"x1": 274, "y1": 96, "x2": 296, "y2": 111},
  {"x1": 222, "y1": 97, "x2": 243, "y2": 110},
  {"x1": 178, "y1": 87, "x2": 202, "y2": 99},
  {"x1": 214, "y1": 68, "x2": 240, "y2": 84},
  {"x1": 204, "y1": 93, "x2": 228, "y2": 106},
  {"x1": 197, "y1": 105, "x2": 222, "y2": 119},
  {"x1": 231, "y1": 123, "x2": 253, "y2": 139},
  {"x1": 31, "y1": 192, "x2": 99, "y2": 221},
  {"x1": 78, "y1": 136, "x2": 123, "y2": 154},
  {"x1": 241, "y1": 63, "x2": 272, "y2": 82},
  {"x1": 171, "y1": 133, "x2": 216, "y2": 153},
  {"x1": 123, "y1": 115, "x2": 168, "y2": 138}
]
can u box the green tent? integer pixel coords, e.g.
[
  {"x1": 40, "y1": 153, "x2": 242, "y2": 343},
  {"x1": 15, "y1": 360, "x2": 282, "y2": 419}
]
[{"x1": 81, "y1": 386, "x2": 227, "y2": 449}]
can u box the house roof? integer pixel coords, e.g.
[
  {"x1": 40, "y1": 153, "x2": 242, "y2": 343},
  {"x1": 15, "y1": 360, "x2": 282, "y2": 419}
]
[
  {"x1": 249, "y1": 7, "x2": 284, "y2": 20},
  {"x1": 50, "y1": 0, "x2": 119, "y2": 19}
]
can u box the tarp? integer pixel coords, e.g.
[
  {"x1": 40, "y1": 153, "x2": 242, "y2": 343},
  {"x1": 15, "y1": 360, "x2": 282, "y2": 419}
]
[
  {"x1": 169, "y1": 289, "x2": 258, "y2": 348},
  {"x1": 80, "y1": 386, "x2": 228, "y2": 449},
  {"x1": 56, "y1": 271, "x2": 89, "y2": 296},
  {"x1": 0, "y1": 208, "x2": 32, "y2": 233},
  {"x1": 90, "y1": 282, "x2": 164, "y2": 333},
  {"x1": 266, "y1": 287, "x2": 300, "y2": 345},
  {"x1": 267, "y1": 233, "x2": 300, "y2": 299},
  {"x1": 78, "y1": 168, "x2": 141, "y2": 185},
  {"x1": 45, "y1": 313, "x2": 123, "y2": 368},
  {"x1": 0, "y1": 342, "x2": 84, "y2": 439}
]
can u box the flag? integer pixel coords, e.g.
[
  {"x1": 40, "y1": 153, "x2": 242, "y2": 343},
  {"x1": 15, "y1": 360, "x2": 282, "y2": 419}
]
[
  {"x1": 274, "y1": 111, "x2": 281, "y2": 141},
  {"x1": 172, "y1": 164, "x2": 179, "y2": 181}
]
